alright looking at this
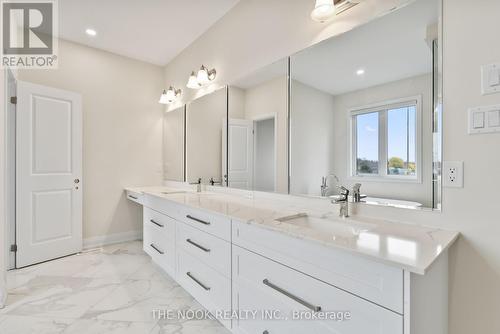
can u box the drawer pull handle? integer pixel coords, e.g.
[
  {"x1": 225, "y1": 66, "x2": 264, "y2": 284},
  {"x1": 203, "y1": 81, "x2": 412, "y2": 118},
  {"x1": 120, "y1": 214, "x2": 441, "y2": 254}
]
[
  {"x1": 186, "y1": 272, "x2": 211, "y2": 291},
  {"x1": 263, "y1": 331, "x2": 269, "y2": 334},
  {"x1": 150, "y1": 219, "x2": 164, "y2": 228},
  {"x1": 186, "y1": 239, "x2": 211, "y2": 253},
  {"x1": 150, "y1": 243, "x2": 164, "y2": 255},
  {"x1": 262, "y1": 279, "x2": 321, "y2": 312},
  {"x1": 186, "y1": 215, "x2": 211, "y2": 226},
  {"x1": 128, "y1": 195, "x2": 138, "y2": 200}
]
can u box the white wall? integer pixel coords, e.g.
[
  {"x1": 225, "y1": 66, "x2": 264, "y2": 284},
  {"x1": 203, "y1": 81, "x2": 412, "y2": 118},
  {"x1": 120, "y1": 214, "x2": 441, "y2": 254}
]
[
  {"x1": 243, "y1": 76, "x2": 288, "y2": 193},
  {"x1": 290, "y1": 79, "x2": 335, "y2": 196},
  {"x1": 163, "y1": 0, "x2": 500, "y2": 332},
  {"x1": 254, "y1": 118, "x2": 275, "y2": 192},
  {"x1": 332, "y1": 74, "x2": 433, "y2": 206},
  {"x1": 163, "y1": 106, "x2": 185, "y2": 181},
  {"x1": 18, "y1": 39, "x2": 164, "y2": 241},
  {"x1": 185, "y1": 87, "x2": 227, "y2": 183}
]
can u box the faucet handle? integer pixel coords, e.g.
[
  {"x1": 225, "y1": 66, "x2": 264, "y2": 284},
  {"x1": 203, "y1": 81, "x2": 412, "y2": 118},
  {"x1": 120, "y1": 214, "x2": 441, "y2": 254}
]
[
  {"x1": 338, "y1": 185, "x2": 349, "y2": 196},
  {"x1": 352, "y1": 183, "x2": 361, "y2": 193},
  {"x1": 190, "y1": 178, "x2": 202, "y2": 185}
]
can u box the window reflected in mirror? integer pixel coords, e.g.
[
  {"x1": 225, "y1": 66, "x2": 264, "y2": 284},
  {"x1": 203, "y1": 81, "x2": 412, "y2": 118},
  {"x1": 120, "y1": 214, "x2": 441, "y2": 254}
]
[{"x1": 290, "y1": 0, "x2": 441, "y2": 210}]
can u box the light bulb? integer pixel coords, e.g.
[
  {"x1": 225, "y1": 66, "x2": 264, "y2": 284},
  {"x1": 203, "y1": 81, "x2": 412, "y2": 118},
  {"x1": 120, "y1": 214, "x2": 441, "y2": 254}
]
[
  {"x1": 158, "y1": 89, "x2": 168, "y2": 104},
  {"x1": 311, "y1": 0, "x2": 336, "y2": 22},
  {"x1": 165, "y1": 87, "x2": 176, "y2": 102},
  {"x1": 187, "y1": 71, "x2": 201, "y2": 89},
  {"x1": 197, "y1": 65, "x2": 209, "y2": 85}
]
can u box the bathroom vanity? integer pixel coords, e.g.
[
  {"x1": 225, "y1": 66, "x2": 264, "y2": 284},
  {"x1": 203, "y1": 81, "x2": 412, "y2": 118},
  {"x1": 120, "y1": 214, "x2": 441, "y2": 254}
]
[{"x1": 126, "y1": 186, "x2": 458, "y2": 334}]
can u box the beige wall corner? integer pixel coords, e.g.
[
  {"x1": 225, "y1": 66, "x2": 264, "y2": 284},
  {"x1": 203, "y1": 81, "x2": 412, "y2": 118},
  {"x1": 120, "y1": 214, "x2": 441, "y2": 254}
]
[{"x1": 18, "y1": 39, "x2": 165, "y2": 239}]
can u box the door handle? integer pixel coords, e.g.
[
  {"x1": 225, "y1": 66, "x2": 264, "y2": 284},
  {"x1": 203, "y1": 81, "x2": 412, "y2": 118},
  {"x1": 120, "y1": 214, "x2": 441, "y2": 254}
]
[
  {"x1": 186, "y1": 239, "x2": 210, "y2": 253},
  {"x1": 186, "y1": 215, "x2": 210, "y2": 226},
  {"x1": 262, "y1": 279, "x2": 321, "y2": 312},
  {"x1": 150, "y1": 243, "x2": 164, "y2": 255},
  {"x1": 150, "y1": 219, "x2": 164, "y2": 228},
  {"x1": 186, "y1": 272, "x2": 211, "y2": 291}
]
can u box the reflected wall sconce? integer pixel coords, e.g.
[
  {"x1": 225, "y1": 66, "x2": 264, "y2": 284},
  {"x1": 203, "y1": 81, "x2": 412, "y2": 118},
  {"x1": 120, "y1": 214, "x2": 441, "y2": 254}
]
[
  {"x1": 311, "y1": 0, "x2": 336, "y2": 22},
  {"x1": 159, "y1": 86, "x2": 182, "y2": 104},
  {"x1": 186, "y1": 65, "x2": 217, "y2": 89}
]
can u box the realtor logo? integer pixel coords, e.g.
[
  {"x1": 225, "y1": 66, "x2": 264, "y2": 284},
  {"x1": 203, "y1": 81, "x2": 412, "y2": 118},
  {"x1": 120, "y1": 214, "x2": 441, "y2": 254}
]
[{"x1": 1, "y1": 0, "x2": 58, "y2": 68}]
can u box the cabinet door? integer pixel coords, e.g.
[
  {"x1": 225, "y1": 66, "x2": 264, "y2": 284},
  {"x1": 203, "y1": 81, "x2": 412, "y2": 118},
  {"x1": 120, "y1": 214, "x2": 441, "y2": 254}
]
[
  {"x1": 233, "y1": 246, "x2": 403, "y2": 334},
  {"x1": 143, "y1": 211, "x2": 176, "y2": 278},
  {"x1": 177, "y1": 249, "x2": 232, "y2": 329},
  {"x1": 177, "y1": 222, "x2": 231, "y2": 278},
  {"x1": 233, "y1": 220, "x2": 403, "y2": 313}
]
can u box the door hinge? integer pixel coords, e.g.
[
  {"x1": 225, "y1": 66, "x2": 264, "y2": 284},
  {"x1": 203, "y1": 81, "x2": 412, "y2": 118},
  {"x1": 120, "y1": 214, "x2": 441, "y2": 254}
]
[
  {"x1": 10, "y1": 244, "x2": 17, "y2": 252},
  {"x1": 10, "y1": 96, "x2": 17, "y2": 104}
]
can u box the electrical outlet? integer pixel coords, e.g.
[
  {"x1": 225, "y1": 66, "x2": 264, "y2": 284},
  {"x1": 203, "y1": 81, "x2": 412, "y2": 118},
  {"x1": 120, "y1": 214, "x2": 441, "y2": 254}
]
[{"x1": 443, "y1": 161, "x2": 464, "y2": 188}]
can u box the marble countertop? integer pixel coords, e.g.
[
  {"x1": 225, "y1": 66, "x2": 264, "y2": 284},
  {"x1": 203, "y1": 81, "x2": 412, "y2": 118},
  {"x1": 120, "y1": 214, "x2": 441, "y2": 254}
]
[{"x1": 126, "y1": 186, "x2": 459, "y2": 275}]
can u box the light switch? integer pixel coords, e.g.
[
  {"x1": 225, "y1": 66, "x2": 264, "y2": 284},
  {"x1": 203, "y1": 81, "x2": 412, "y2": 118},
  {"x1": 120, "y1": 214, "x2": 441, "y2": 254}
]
[
  {"x1": 469, "y1": 105, "x2": 500, "y2": 134},
  {"x1": 488, "y1": 110, "x2": 500, "y2": 127},
  {"x1": 489, "y1": 69, "x2": 500, "y2": 87},
  {"x1": 482, "y1": 63, "x2": 500, "y2": 95},
  {"x1": 473, "y1": 111, "x2": 485, "y2": 129}
]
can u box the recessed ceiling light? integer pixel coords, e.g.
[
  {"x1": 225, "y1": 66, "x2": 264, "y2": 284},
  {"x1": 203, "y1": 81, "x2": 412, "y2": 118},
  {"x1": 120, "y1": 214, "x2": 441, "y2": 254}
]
[
  {"x1": 356, "y1": 69, "x2": 365, "y2": 76},
  {"x1": 85, "y1": 28, "x2": 97, "y2": 36}
]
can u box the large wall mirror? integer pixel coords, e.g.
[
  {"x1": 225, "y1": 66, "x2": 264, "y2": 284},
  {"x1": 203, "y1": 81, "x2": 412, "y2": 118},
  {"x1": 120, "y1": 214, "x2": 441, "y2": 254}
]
[
  {"x1": 227, "y1": 59, "x2": 288, "y2": 193},
  {"x1": 186, "y1": 87, "x2": 228, "y2": 185},
  {"x1": 162, "y1": 0, "x2": 443, "y2": 211},
  {"x1": 290, "y1": 0, "x2": 442, "y2": 209},
  {"x1": 163, "y1": 105, "x2": 185, "y2": 182}
]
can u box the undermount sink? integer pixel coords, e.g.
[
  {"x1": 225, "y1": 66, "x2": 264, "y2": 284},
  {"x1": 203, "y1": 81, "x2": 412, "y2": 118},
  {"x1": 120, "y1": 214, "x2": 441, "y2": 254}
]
[
  {"x1": 161, "y1": 190, "x2": 189, "y2": 195},
  {"x1": 275, "y1": 213, "x2": 375, "y2": 237}
]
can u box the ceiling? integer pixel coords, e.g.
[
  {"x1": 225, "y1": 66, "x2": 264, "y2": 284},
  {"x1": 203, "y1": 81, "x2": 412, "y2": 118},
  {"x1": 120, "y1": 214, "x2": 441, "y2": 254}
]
[
  {"x1": 230, "y1": 0, "x2": 439, "y2": 96},
  {"x1": 231, "y1": 58, "x2": 288, "y2": 90},
  {"x1": 58, "y1": 0, "x2": 240, "y2": 66},
  {"x1": 292, "y1": 0, "x2": 439, "y2": 95}
]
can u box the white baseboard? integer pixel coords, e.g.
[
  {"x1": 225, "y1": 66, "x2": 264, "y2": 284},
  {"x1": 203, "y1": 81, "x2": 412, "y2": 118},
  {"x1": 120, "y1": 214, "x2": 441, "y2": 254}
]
[{"x1": 83, "y1": 230, "x2": 142, "y2": 250}]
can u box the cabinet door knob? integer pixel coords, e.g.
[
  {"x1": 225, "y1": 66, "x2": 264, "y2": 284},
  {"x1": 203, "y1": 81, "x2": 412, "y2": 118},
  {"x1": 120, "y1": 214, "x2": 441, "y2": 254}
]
[{"x1": 74, "y1": 179, "x2": 80, "y2": 184}]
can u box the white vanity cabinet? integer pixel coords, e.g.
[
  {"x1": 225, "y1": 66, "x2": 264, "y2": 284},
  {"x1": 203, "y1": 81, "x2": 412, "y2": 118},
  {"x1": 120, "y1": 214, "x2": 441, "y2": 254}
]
[
  {"x1": 142, "y1": 207, "x2": 176, "y2": 278},
  {"x1": 232, "y1": 245, "x2": 403, "y2": 334},
  {"x1": 134, "y1": 191, "x2": 451, "y2": 334},
  {"x1": 141, "y1": 194, "x2": 233, "y2": 330}
]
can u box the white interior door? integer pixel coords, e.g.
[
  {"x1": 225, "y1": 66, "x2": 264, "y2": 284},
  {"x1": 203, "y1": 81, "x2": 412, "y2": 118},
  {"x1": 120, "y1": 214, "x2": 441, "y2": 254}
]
[
  {"x1": 226, "y1": 119, "x2": 253, "y2": 189},
  {"x1": 16, "y1": 81, "x2": 82, "y2": 268}
]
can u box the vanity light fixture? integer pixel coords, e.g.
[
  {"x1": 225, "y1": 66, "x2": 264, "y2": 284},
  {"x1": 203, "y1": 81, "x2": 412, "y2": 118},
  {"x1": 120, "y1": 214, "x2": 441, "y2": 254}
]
[
  {"x1": 187, "y1": 71, "x2": 202, "y2": 89},
  {"x1": 186, "y1": 65, "x2": 217, "y2": 89},
  {"x1": 356, "y1": 68, "x2": 365, "y2": 76},
  {"x1": 197, "y1": 65, "x2": 217, "y2": 85},
  {"x1": 159, "y1": 86, "x2": 182, "y2": 104},
  {"x1": 311, "y1": 0, "x2": 336, "y2": 22}
]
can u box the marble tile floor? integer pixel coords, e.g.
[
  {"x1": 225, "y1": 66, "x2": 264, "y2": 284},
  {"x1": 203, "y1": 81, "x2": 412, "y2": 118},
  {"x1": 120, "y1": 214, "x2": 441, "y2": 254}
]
[{"x1": 0, "y1": 241, "x2": 230, "y2": 334}]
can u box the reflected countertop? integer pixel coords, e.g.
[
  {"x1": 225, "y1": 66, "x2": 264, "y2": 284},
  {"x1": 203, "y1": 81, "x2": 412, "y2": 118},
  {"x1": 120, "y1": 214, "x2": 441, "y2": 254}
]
[{"x1": 126, "y1": 186, "x2": 459, "y2": 275}]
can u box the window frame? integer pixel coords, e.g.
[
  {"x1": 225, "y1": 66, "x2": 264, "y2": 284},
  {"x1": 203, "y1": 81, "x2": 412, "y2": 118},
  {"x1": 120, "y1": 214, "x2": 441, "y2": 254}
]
[{"x1": 349, "y1": 95, "x2": 423, "y2": 183}]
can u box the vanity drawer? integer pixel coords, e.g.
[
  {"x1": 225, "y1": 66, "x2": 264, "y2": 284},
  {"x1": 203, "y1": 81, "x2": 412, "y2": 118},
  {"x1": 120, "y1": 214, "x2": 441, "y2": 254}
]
[
  {"x1": 233, "y1": 220, "x2": 404, "y2": 314},
  {"x1": 177, "y1": 222, "x2": 231, "y2": 278},
  {"x1": 143, "y1": 207, "x2": 176, "y2": 239},
  {"x1": 126, "y1": 190, "x2": 143, "y2": 204},
  {"x1": 143, "y1": 223, "x2": 176, "y2": 278},
  {"x1": 177, "y1": 248, "x2": 231, "y2": 328},
  {"x1": 177, "y1": 206, "x2": 231, "y2": 241},
  {"x1": 233, "y1": 246, "x2": 403, "y2": 334}
]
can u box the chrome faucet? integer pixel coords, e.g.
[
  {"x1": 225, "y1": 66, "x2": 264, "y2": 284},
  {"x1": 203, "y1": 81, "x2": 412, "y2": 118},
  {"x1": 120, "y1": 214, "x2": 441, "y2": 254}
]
[
  {"x1": 352, "y1": 183, "x2": 367, "y2": 202},
  {"x1": 209, "y1": 177, "x2": 221, "y2": 186},
  {"x1": 321, "y1": 174, "x2": 340, "y2": 197},
  {"x1": 190, "y1": 178, "x2": 202, "y2": 192},
  {"x1": 332, "y1": 186, "x2": 349, "y2": 218}
]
